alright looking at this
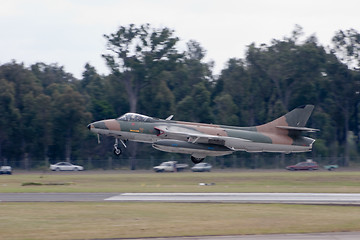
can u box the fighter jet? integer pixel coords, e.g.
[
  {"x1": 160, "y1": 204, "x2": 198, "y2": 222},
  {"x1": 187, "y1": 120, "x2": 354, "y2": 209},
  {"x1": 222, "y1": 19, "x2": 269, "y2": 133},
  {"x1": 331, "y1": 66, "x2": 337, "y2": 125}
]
[{"x1": 87, "y1": 105, "x2": 318, "y2": 163}]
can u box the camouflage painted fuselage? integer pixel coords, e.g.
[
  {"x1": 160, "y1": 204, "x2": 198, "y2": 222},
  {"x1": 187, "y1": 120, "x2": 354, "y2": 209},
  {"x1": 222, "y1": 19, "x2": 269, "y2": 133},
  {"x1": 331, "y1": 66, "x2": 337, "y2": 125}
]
[{"x1": 88, "y1": 105, "x2": 317, "y2": 158}]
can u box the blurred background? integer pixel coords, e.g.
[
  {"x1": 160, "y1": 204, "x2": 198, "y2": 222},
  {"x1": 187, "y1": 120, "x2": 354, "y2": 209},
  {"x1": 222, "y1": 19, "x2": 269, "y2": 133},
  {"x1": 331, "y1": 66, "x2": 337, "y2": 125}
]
[{"x1": 1, "y1": 1, "x2": 360, "y2": 170}]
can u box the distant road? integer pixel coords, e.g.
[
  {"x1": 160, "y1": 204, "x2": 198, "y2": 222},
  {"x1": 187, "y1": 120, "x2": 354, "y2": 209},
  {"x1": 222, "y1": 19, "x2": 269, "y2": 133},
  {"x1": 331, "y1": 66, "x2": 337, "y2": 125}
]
[{"x1": 2, "y1": 192, "x2": 360, "y2": 204}]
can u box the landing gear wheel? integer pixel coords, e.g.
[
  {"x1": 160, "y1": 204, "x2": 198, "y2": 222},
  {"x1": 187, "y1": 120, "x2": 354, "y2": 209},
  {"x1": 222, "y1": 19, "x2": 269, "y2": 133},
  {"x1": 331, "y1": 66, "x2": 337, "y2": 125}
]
[
  {"x1": 114, "y1": 148, "x2": 122, "y2": 156},
  {"x1": 191, "y1": 156, "x2": 204, "y2": 164},
  {"x1": 113, "y1": 138, "x2": 122, "y2": 156}
]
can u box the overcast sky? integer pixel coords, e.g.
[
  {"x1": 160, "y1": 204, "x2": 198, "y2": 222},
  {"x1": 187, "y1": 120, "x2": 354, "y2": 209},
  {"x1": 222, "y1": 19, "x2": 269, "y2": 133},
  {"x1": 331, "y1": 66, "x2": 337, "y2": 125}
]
[{"x1": 1, "y1": 0, "x2": 359, "y2": 78}]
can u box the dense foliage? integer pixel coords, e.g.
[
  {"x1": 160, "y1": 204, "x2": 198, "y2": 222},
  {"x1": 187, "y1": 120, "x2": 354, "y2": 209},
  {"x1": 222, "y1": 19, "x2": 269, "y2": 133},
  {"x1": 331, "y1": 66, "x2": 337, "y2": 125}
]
[{"x1": 1, "y1": 24, "x2": 360, "y2": 169}]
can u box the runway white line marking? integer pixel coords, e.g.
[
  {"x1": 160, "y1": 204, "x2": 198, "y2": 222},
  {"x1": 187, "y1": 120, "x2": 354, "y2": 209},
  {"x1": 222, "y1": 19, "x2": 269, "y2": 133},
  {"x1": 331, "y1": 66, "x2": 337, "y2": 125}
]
[{"x1": 104, "y1": 193, "x2": 360, "y2": 204}]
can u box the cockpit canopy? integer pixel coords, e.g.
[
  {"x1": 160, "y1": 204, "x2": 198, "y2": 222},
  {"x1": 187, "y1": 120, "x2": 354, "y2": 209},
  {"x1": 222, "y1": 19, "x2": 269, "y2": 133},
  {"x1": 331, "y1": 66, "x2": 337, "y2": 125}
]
[{"x1": 117, "y1": 113, "x2": 154, "y2": 122}]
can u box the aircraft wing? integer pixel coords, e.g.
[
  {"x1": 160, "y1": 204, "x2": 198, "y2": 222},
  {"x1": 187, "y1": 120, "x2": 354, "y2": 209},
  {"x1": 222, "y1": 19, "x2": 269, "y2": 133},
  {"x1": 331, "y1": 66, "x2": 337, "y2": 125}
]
[{"x1": 154, "y1": 125, "x2": 250, "y2": 146}]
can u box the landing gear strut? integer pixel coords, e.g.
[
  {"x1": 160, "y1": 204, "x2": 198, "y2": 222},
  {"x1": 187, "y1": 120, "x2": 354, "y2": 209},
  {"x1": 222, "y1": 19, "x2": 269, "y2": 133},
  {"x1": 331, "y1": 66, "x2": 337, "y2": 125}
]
[
  {"x1": 191, "y1": 156, "x2": 204, "y2": 164},
  {"x1": 113, "y1": 138, "x2": 127, "y2": 156}
]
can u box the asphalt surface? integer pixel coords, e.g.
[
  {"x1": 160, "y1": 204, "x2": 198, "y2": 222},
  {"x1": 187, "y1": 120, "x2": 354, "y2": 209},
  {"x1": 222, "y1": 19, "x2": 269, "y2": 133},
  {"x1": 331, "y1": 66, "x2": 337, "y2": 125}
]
[
  {"x1": 105, "y1": 192, "x2": 360, "y2": 204},
  {"x1": 0, "y1": 192, "x2": 115, "y2": 202},
  {"x1": 2, "y1": 192, "x2": 360, "y2": 204}
]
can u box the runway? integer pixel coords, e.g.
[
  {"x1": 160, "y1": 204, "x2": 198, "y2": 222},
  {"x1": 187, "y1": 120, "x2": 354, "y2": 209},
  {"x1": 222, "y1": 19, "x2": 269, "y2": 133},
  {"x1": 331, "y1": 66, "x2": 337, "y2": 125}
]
[
  {"x1": 105, "y1": 192, "x2": 360, "y2": 204},
  {"x1": 1, "y1": 192, "x2": 360, "y2": 204},
  {"x1": 0, "y1": 193, "x2": 114, "y2": 202}
]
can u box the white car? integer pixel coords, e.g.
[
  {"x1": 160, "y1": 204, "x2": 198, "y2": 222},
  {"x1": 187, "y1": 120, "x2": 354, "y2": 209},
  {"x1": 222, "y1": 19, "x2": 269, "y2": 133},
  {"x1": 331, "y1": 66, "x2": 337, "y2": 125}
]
[
  {"x1": 0, "y1": 166, "x2": 12, "y2": 175},
  {"x1": 191, "y1": 163, "x2": 212, "y2": 172},
  {"x1": 50, "y1": 162, "x2": 84, "y2": 171}
]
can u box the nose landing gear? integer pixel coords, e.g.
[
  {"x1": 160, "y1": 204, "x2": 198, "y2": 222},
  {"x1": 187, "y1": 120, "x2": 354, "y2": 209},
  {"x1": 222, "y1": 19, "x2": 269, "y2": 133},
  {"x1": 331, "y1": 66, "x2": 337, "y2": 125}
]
[{"x1": 113, "y1": 138, "x2": 127, "y2": 156}]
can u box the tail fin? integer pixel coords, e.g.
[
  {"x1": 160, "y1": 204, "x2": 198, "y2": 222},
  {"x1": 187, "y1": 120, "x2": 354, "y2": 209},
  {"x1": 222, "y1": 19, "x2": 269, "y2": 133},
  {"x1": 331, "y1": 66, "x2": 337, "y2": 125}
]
[
  {"x1": 283, "y1": 105, "x2": 314, "y2": 128},
  {"x1": 257, "y1": 105, "x2": 319, "y2": 133}
]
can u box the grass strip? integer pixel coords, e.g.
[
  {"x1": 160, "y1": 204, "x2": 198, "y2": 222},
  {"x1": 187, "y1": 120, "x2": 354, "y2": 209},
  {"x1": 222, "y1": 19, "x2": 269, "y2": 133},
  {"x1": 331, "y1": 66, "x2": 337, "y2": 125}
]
[
  {"x1": 0, "y1": 202, "x2": 360, "y2": 240},
  {"x1": 1, "y1": 171, "x2": 360, "y2": 193}
]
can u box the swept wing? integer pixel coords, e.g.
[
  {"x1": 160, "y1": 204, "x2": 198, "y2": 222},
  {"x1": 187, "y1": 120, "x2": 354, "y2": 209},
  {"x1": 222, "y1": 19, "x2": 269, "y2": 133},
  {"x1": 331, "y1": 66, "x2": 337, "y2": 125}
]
[{"x1": 154, "y1": 125, "x2": 250, "y2": 146}]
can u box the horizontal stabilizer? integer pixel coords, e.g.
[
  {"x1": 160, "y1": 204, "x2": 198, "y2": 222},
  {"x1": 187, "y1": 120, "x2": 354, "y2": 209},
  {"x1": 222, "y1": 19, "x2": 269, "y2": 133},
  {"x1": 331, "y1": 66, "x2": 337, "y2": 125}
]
[{"x1": 276, "y1": 126, "x2": 319, "y2": 132}]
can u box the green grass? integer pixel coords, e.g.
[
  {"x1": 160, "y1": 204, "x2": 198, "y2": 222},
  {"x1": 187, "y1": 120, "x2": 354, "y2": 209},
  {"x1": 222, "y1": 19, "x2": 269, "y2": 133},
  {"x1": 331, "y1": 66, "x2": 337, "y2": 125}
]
[
  {"x1": 1, "y1": 170, "x2": 360, "y2": 193},
  {"x1": 1, "y1": 202, "x2": 360, "y2": 240}
]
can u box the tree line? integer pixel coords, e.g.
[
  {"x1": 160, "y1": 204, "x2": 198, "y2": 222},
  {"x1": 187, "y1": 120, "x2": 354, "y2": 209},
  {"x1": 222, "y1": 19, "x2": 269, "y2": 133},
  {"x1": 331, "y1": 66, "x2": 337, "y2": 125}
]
[{"x1": 0, "y1": 24, "x2": 360, "y2": 169}]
